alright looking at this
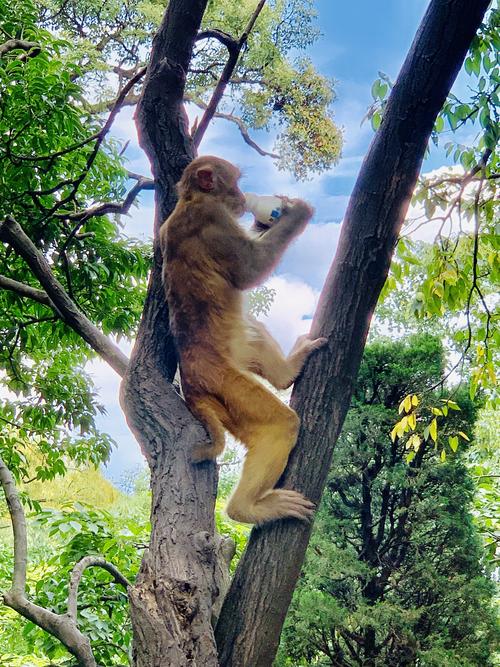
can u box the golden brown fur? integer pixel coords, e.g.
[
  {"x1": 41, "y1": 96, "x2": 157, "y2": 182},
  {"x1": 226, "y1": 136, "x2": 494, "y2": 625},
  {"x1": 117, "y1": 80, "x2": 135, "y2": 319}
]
[{"x1": 160, "y1": 156, "x2": 325, "y2": 524}]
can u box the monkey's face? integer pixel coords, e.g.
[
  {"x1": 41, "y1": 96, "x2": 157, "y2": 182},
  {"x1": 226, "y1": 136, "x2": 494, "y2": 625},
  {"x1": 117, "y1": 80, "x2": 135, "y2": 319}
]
[{"x1": 180, "y1": 156, "x2": 246, "y2": 217}]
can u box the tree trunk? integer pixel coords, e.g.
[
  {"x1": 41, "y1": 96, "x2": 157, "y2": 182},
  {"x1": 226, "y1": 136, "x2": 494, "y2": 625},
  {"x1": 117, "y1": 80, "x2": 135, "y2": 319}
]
[
  {"x1": 215, "y1": 1, "x2": 490, "y2": 665},
  {"x1": 120, "y1": 2, "x2": 221, "y2": 665}
]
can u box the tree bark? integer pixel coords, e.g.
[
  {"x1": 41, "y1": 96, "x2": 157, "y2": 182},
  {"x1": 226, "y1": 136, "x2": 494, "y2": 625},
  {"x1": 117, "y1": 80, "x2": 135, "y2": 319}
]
[
  {"x1": 120, "y1": 2, "x2": 222, "y2": 665},
  {"x1": 215, "y1": 1, "x2": 491, "y2": 665}
]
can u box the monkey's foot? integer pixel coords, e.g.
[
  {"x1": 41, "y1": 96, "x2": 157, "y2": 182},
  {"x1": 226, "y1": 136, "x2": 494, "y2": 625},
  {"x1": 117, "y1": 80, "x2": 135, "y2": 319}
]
[
  {"x1": 257, "y1": 489, "x2": 315, "y2": 523},
  {"x1": 227, "y1": 489, "x2": 315, "y2": 524},
  {"x1": 191, "y1": 442, "x2": 224, "y2": 464}
]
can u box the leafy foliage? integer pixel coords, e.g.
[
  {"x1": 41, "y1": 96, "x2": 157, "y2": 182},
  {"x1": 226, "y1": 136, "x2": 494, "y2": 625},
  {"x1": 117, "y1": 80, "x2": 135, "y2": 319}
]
[
  {"x1": 0, "y1": 0, "x2": 151, "y2": 485},
  {"x1": 372, "y1": 6, "x2": 499, "y2": 405}
]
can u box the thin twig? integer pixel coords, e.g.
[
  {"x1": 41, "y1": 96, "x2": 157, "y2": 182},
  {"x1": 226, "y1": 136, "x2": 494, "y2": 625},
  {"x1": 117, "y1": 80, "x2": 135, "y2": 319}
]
[
  {"x1": 187, "y1": 95, "x2": 278, "y2": 158},
  {"x1": 57, "y1": 176, "x2": 154, "y2": 262}
]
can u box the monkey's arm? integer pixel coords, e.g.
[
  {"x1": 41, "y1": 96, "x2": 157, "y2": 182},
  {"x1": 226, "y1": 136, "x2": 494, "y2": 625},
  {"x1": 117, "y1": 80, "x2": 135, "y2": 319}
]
[{"x1": 230, "y1": 200, "x2": 313, "y2": 289}]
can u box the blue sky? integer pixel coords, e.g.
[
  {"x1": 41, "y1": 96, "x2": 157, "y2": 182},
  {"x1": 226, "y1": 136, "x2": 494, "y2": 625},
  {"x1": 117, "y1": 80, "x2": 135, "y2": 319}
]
[{"x1": 94, "y1": 0, "x2": 472, "y2": 483}]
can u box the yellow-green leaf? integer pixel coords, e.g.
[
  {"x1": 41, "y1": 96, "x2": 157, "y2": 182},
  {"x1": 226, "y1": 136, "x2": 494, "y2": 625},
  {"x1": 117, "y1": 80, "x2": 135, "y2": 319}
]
[
  {"x1": 458, "y1": 431, "x2": 470, "y2": 442},
  {"x1": 406, "y1": 450, "x2": 416, "y2": 464},
  {"x1": 442, "y1": 399, "x2": 460, "y2": 410},
  {"x1": 408, "y1": 434, "x2": 421, "y2": 451},
  {"x1": 440, "y1": 449, "x2": 447, "y2": 462},
  {"x1": 449, "y1": 436, "x2": 459, "y2": 452},
  {"x1": 429, "y1": 418, "x2": 438, "y2": 443}
]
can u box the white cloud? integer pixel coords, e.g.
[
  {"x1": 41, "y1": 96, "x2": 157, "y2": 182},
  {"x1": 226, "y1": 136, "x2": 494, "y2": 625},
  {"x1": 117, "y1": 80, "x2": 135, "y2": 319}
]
[
  {"x1": 261, "y1": 275, "x2": 321, "y2": 353},
  {"x1": 278, "y1": 220, "x2": 342, "y2": 289}
]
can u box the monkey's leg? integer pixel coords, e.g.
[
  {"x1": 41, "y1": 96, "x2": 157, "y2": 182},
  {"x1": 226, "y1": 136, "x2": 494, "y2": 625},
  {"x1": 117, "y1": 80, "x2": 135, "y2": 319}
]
[
  {"x1": 246, "y1": 318, "x2": 327, "y2": 390},
  {"x1": 221, "y1": 371, "x2": 314, "y2": 524},
  {"x1": 188, "y1": 395, "x2": 227, "y2": 463}
]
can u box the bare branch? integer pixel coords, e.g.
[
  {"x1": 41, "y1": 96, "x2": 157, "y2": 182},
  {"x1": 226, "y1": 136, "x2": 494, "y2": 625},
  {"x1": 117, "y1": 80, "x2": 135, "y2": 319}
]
[
  {"x1": 196, "y1": 29, "x2": 238, "y2": 53},
  {"x1": 0, "y1": 39, "x2": 40, "y2": 58},
  {"x1": 0, "y1": 274, "x2": 52, "y2": 306},
  {"x1": 67, "y1": 556, "x2": 131, "y2": 622},
  {"x1": 0, "y1": 456, "x2": 27, "y2": 596},
  {"x1": 192, "y1": 0, "x2": 267, "y2": 147},
  {"x1": 424, "y1": 148, "x2": 493, "y2": 190},
  {"x1": 59, "y1": 177, "x2": 155, "y2": 225},
  {"x1": 214, "y1": 111, "x2": 279, "y2": 158},
  {"x1": 55, "y1": 176, "x2": 155, "y2": 265},
  {"x1": 113, "y1": 64, "x2": 146, "y2": 78},
  {"x1": 0, "y1": 216, "x2": 129, "y2": 377},
  {"x1": 127, "y1": 170, "x2": 155, "y2": 188}
]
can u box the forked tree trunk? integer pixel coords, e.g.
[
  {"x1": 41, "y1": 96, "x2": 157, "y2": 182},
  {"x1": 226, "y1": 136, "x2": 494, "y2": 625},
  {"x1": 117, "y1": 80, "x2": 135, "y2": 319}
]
[{"x1": 120, "y1": 0, "x2": 490, "y2": 665}]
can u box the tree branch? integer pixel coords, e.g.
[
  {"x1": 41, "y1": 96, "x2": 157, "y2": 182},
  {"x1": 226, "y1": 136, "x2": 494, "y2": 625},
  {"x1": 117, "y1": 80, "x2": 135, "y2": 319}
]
[
  {"x1": 0, "y1": 216, "x2": 129, "y2": 377},
  {"x1": 192, "y1": 0, "x2": 267, "y2": 147},
  {"x1": 0, "y1": 39, "x2": 40, "y2": 58},
  {"x1": 195, "y1": 29, "x2": 238, "y2": 53},
  {"x1": 56, "y1": 176, "x2": 155, "y2": 253},
  {"x1": 0, "y1": 456, "x2": 27, "y2": 596},
  {"x1": 67, "y1": 556, "x2": 131, "y2": 622},
  {"x1": 0, "y1": 274, "x2": 52, "y2": 306},
  {"x1": 127, "y1": 171, "x2": 155, "y2": 187}
]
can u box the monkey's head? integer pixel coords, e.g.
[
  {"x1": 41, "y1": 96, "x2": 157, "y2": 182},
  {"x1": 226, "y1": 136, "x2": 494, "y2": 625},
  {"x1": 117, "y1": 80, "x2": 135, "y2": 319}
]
[{"x1": 177, "y1": 156, "x2": 246, "y2": 216}]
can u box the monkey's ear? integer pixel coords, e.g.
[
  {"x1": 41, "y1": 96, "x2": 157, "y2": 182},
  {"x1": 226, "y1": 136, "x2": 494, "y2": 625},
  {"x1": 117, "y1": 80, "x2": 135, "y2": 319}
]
[{"x1": 196, "y1": 167, "x2": 215, "y2": 192}]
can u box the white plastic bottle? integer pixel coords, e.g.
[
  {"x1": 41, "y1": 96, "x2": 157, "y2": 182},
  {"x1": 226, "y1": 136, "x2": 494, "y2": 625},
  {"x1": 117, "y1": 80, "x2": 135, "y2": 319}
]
[{"x1": 244, "y1": 192, "x2": 285, "y2": 227}]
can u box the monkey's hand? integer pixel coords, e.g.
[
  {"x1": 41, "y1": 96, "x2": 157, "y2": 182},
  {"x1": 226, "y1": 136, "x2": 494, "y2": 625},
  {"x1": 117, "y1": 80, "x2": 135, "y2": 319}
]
[{"x1": 281, "y1": 198, "x2": 314, "y2": 232}]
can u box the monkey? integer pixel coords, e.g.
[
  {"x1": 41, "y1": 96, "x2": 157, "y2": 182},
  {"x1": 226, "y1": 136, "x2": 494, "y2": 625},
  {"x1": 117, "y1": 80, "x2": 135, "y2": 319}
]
[{"x1": 160, "y1": 155, "x2": 326, "y2": 524}]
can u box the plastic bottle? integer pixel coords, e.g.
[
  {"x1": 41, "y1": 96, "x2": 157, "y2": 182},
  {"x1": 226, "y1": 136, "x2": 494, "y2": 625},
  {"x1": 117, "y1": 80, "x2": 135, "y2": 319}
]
[{"x1": 244, "y1": 192, "x2": 284, "y2": 226}]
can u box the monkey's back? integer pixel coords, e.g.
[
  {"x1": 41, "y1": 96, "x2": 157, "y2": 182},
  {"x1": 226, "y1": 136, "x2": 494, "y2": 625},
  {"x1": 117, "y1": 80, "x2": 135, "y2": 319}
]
[{"x1": 160, "y1": 202, "x2": 247, "y2": 391}]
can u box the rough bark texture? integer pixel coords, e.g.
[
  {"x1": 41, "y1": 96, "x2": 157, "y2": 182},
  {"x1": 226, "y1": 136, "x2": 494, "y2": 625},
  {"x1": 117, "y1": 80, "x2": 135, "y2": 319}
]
[
  {"x1": 120, "y1": 2, "x2": 221, "y2": 665},
  {"x1": 215, "y1": 1, "x2": 491, "y2": 665}
]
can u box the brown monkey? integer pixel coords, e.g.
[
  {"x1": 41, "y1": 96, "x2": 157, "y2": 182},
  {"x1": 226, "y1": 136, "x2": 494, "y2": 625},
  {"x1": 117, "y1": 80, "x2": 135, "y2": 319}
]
[{"x1": 160, "y1": 156, "x2": 326, "y2": 524}]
